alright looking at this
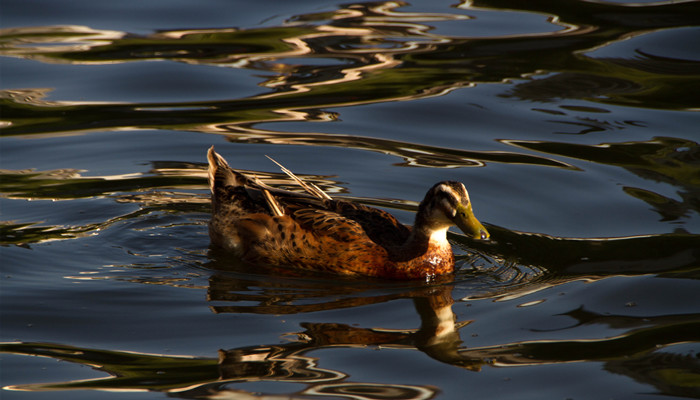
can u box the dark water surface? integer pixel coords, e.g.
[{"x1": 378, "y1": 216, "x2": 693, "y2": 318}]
[{"x1": 2, "y1": 0, "x2": 700, "y2": 399}]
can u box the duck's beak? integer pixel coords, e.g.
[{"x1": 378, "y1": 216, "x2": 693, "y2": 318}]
[{"x1": 454, "y1": 203, "x2": 490, "y2": 240}]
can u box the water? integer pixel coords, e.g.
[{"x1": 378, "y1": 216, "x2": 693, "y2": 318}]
[{"x1": 2, "y1": 0, "x2": 699, "y2": 399}]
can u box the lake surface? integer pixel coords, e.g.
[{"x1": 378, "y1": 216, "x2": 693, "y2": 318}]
[{"x1": 2, "y1": 0, "x2": 699, "y2": 399}]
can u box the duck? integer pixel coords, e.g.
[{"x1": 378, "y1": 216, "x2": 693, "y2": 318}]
[{"x1": 207, "y1": 146, "x2": 489, "y2": 280}]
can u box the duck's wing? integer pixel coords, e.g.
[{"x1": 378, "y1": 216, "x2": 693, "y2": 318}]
[
  {"x1": 289, "y1": 208, "x2": 368, "y2": 242},
  {"x1": 328, "y1": 200, "x2": 411, "y2": 248},
  {"x1": 263, "y1": 152, "x2": 411, "y2": 246}
]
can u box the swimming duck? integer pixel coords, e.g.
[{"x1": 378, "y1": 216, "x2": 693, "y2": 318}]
[{"x1": 207, "y1": 147, "x2": 489, "y2": 280}]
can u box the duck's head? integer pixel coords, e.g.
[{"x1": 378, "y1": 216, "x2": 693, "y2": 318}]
[{"x1": 417, "y1": 181, "x2": 490, "y2": 241}]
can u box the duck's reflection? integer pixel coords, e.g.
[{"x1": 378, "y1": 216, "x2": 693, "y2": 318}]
[
  {"x1": 186, "y1": 285, "x2": 467, "y2": 399},
  {"x1": 3, "y1": 282, "x2": 697, "y2": 398},
  {"x1": 207, "y1": 273, "x2": 486, "y2": 371}
]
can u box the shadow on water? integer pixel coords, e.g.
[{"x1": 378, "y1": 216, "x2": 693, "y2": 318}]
[{"x1": 504, "y1": 136, "x2": 700, "y2": 223}]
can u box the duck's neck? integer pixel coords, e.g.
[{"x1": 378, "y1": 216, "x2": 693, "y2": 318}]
[
  {"x1": 405, "y1": 225, "x2": 450, "y2": 250},
  {"x1": 398, "y1": 211, "x2": 452, "y2": 258}
]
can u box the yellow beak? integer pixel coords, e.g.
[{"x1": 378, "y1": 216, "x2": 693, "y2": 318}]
[{"x1": 454, "y1": 203, "x2": 490, "y2": 240}]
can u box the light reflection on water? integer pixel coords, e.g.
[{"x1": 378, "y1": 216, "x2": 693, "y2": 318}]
[{"x1": 1, "y1": 0, "x2": 699, "y2": 399}]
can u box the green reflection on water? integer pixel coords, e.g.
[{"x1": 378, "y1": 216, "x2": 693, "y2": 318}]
[{"x1": 1, "y1": 0, "x2": 698, "y2": 140}]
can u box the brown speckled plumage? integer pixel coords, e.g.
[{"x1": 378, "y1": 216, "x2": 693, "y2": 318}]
[{"x1": 207, "y1": 147, "x2": 489, "y2": 280}]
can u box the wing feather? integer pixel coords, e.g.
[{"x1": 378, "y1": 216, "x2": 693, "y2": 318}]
[{"x1": 292, "y1": 208, "x2": 367, "y2": 242}]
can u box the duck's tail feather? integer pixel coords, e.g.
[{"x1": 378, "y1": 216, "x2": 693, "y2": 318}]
[
  {"x1": 207, "y1": 146, "x2": 247, "y2": 193},
  {"x1": 265, "y1": 155, "x2": 332, "y2": 200},
  {"x1": 207, "y1": 147, "x2": 329, "y2": 216}
]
